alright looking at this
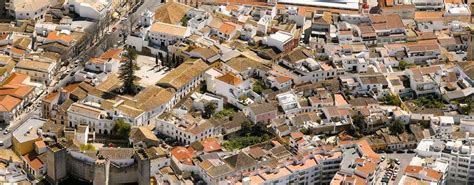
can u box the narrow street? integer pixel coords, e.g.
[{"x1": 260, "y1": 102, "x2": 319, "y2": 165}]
[{"x1": 0, "y1": 0, "x2": 164, "y2": 148}]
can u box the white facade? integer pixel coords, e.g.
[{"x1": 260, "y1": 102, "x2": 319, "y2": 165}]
[
  {"x1": 460, "y1": 117, "x2": 474, "y2": 133},
  {"x1": 67, "y1": 103, "x2": 114, "y2": 135},
  {"x1": 430, "y1": 116, "x2": 454, "y2": 135},
  {"x1": 264, "y1": 31, "x2": 293, "y2": 52},
  {"x1": 67, "y1": 0, "x2": 111, "y2": 20},
  {"x1": 7, "y1": 0, "x2": 50, "y2": 20},
  {"x1": 276, "y1": 91, "x2": 300, "y2": 114},
  {"x1": 156, "y1": 118, "x2": 220, "y2": 145},
  {"x1": 148, "y1": 23, "x2": 191, "y2": 47}
]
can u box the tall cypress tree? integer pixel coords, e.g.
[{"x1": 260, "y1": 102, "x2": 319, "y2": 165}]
[{"x1": 119, "y1": 47, "x2": 138, "y2": 95}]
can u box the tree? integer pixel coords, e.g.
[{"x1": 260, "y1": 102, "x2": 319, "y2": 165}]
[
  {"x1": 112, "y1": 119, "x2": 131, "y2": 138},
  {"x1": 119, "y1": 47, "x2": 138, "y2": 95},
  {"x1": 382, "y1": 94, "x2": 401, "y2": 106},
  {"x1": 300, "y1": 128, "x2": 311, "y2": 135},
  {"x1": 80, "y1": 144, "x2": 96, "y2": 151},
  {"x1": 389, "y1": 120, "x2": 405, "y2": 135},
  {"x1": 399, "y1": 60, "x2": 408, "y2": 70},
  {"x1": 158, "y1": 52, "x2": 163, "y2": 65},
  {"x1": 399, "y1": 60, "x2": 414, "y2": 70},
  {"x1": 352, "y1": 113, "x2": 366, "y2": 134},
  {"x1": 172, "y1": 53, "x2": 177, "y2": 68},
  {"x1": 252, "y1": 79, "x2": 264, "y2": 94},
  {"x1": 204, "y1": 102, "x2": 216, "y2": 119},
  {"x1": 165, "y1": 52, "x2": 170, "y2": 68}
]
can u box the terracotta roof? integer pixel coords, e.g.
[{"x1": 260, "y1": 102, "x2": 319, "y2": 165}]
[
  {"x1": 0, "y1": 95, "x2": 21, "y2": 112},
  {"x1": 290, "y1": 132, "x2": 304, "y2": 139},
  {"x1": 275, "y1": 75, "x2": 292, "y2": 83},
  {"x1": 157, "y1": 59, "x2": 209, "y2": 90},
  {"x1": 224, "y1": 152, "x2": 257, "y2": 170},
  {"x1": 23, "y1": 152, "x2": 43, "y2": 171},
  {"x1": 46, "y1": 31, "x2": 73, "y2": 44},
  {"x1": 414, "y1": 11, "x2": 443, "y2": 21},
  {"x1": 355, "y1": 161, "x2": 377, "y2": 178},
  {"x1": 171, "y1": 146, "x2": 194, "y2": 165},
  {"x1": 154, "y1": 1, "x2": 192, "y2": 24},
  {"x1": 16, "y1": 59, "x2": 53, "y2": 71},
  {"x1": 369, "y1": 14, "x2": 404, "y2": 30},
  {"x1": 218, "y1": 22, "x2": 238, "y2": 35},
  {"x1": 63, "y1": 83, "x2": 80, "y2": 93},
  {"x1": 43, "y1": 91, "x2": 59, "y2": 103},
  {"x1": 100, "y1": 48, "x2": 123, "y2": 60},
  {"x1": 200, "y1": 138, "x2": 221, "y2": 153},
  {"x1": 10, "y1": 47, "x2": 25, "y2": 55},
  {"x1": 0, "y1": 84, "x2": 34, "y2": 99},
  {"x1": 216, "y1": 73, "x2": 243, "y2": 85},
  {"x1": 150, "y1": 22, "x2": 189, "y2": 37},
  {"x1": 34, "y1": 140, "x2": 46, "y2": 148}
]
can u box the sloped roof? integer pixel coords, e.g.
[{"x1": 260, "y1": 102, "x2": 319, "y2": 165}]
[
  {"x1": 157, "y1": 59, "x2": 209, "y2": 90},
  {"x1": 216, "y1": 73, "x2": 243, "y2": 85},
  {"x1": 224, "y1": 152, "x2": 257, "y2": 170},
  {"x1": 129, "y1": 126, "x2": 160, "y2": 144},
  {"x1": 154, "y1": 2, "x2": 192, "y2": 25}
]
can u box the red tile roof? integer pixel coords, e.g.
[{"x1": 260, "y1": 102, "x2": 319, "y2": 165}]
[
  {"x1": 200, "y1": 138, "x2": 221, "y2": 153},
  {"x1": 171, "y1": 147, "x2": 194, "y2": 165},
  {"x1": 23, "y1": 152, "x2": 43, "y2": 171}
]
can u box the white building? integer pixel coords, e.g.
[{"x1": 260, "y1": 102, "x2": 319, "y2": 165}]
[
  {"x1": 411, "y1": 0, "x2": 444, "y2": 10},
  {"x1": 156, "y1": 115, "x2": 220, "y2": 145},
  {"x1": 430, "y1": 116, "x2": 454, "y2": 135},
  {"x1": 67, "y1": 0, "x2": 111, "y2": 20},
  {"x1": 75, "y1": 124, "x2": 89, "y2": 145},
  {"x1": 191, "y1": 92, "x2": 224, "y2": 113},
  {"x1": 157, "y1": 59, "x2": 209, "y2": 105},
  {"x1": 263, "y1": 31, "x2": 294, "y2": 53},
  {"x1": 6, "y1": 0, "x2": 50, "y2": 20},
  {"x1": 67, "y1": 103, "x2": 114, "y2": 134},
  {"x1": 211, "y1": 73, "x2": 251, "y2": 105},
  {"x1": 148, "y1": 22, "x2": 191, "y2": 47},
  {"x1": 460, "y1": 117, "x2": 474, "y2": 133},
  {"x1": 84, "y1": 48, "x2": 123, "y2": 73},
  {"x1": 257, "y1": 15, "x2": 272, "y2": 35},
  {"x1": 406, "y1": 66, "x2": 443, "y2": 96},
  {"x1": 276, "y1": 91, "x2": 300, "y2": 114},
  {"x1": 415, "y1": 138, "x2": 474, "y2": 184},
  {"x1": 15, "y1": 59, "x2": 57, "y2": 85}
]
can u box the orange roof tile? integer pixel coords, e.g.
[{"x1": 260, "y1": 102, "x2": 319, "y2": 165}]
[
  {"x1": 63, "y1": 83, "x2": 80, "y2": 93},
  {"x1": 43, "y1": 91, "x2": 59, "y2": 103},
  {"x1": 34, "y1": 140, "x2": 46, "y2": 148},
  {"x1": 3, "y1": 73, "x2": 29, "y2": 85},
  {"x1": 23, "y1": 152, "x2": 43, "y2": 171},
  {"x1": 217, "y1": 73, "x2": 243, "y2": 85},
  {"x1": 100, "y1": 48, "x2": 123, "y2": 60},
  {"x1": 11, "y1": 47, "x2": 25, "y2": 55},
  {"x1": 46, "y1": 31, "x2": 73, "y2": 43},
  {"x1": 334, "y1": 94, "x2": 348, "y2": 106},
  {"x1": 171, "y1": 146, "x2": 194, "y2": 165},
  {"x1": 218, "y1": 22, "x2": 237, "y2": 35},
  {"x1": 414, "y1": 11, "x2": 443, "y2": 21},
  {"x1": 276, "y1": 76, "x2": 292, "y2": 83},
  {"x1": 0, "y1": 85, "x2": 34, "y2": 99},
  {"x1": 200, "y1": 138, "x2": 221, "y2": 153},
  {"x1": 0, "y1": 95, "x2": 21, "y2": 112},
  {"x1": 287, "y1": 158, "x2": 317, "y2": 171},
  {"x1": 290, "y1": 132, "x2": 304, "y2": 139}
]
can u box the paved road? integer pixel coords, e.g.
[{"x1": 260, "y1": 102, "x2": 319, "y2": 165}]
[
  {"x1": 0, "y1": 0, "x2": 162, "y2": 148},
  {"x1": 384, "y1": 153, "x2": 415, "y2": 185}
]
